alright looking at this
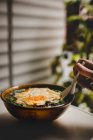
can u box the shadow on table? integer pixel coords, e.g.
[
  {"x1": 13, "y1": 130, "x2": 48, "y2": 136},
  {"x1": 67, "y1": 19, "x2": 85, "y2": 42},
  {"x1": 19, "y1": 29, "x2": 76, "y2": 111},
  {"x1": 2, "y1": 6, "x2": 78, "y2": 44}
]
[
  {"x1": 0, "y1": 113, "x2": 93, "y2": 140},
  {"x1": 0, "y1": 113, "x2": 70, "y2": 140}
]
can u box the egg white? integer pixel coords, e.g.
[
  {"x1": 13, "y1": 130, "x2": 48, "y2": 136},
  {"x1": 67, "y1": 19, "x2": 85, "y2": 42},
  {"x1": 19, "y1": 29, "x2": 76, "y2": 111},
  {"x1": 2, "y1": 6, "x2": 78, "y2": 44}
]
[{"x1": 15, "y1": 88, "x2": 61, "y2": 106}]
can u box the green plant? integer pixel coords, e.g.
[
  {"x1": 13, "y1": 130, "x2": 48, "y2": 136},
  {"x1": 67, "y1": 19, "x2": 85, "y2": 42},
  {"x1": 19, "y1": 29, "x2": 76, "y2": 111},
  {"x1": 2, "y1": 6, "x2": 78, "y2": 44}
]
[
  {"x1": 64, "y1": 0, "x2": 93, "y2": 113},
  {"x1": 52, "y1": 0, "x2": 93, "y2": 113}
]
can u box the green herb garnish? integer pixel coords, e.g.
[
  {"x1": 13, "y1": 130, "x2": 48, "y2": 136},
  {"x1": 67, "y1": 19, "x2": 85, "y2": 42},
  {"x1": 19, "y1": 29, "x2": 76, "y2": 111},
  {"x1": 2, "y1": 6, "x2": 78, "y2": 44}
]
[
  {"x1": 59, "y1": 99, "x2": 64, "y2": 104},
  {"x1": 13, "y1": 89, "x2": 25, "y2": 94}
]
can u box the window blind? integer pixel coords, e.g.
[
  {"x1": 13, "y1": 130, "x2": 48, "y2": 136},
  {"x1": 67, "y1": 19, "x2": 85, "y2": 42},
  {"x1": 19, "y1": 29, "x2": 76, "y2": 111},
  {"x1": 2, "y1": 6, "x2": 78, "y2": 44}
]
[
  {"x1": 0, "y1": 0, "x2": 10, "y2": 90},
  {"x1": 0, "y1": 0, "x2": 66, "y2": 91}
]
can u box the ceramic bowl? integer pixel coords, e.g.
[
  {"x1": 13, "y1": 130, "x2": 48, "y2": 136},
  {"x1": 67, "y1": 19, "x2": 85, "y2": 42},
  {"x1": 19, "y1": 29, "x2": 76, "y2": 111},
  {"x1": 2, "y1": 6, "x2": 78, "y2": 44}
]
[{"x1": 1, "y1": 83, "x2": 74, "y2": 121}]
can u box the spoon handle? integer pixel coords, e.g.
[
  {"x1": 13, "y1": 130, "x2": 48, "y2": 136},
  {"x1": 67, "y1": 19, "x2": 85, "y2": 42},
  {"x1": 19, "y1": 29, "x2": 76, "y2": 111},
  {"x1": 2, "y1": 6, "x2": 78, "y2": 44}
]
[
  {"x1": 68, "y1": 72, "x2": 79, "y2": 94},
  {"x1": 61, "y1": 72, "x2": 79, "y2": 99},
  {"x1": 69, "y1": 61, "x2": 85, "y2": 94}
]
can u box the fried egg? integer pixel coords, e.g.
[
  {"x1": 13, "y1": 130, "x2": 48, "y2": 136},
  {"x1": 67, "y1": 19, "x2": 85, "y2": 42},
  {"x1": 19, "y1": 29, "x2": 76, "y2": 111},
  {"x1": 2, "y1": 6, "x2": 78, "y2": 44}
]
[{"x1": 15, "y1": 88, "x2": 61, "y2": 106}]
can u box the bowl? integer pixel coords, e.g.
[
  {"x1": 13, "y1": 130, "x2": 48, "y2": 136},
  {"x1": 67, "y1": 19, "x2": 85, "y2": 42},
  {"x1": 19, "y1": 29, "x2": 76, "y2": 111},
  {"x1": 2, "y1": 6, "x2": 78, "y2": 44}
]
[{"x1": 1, "y1": 83, "x2": 74, "y2": 121}]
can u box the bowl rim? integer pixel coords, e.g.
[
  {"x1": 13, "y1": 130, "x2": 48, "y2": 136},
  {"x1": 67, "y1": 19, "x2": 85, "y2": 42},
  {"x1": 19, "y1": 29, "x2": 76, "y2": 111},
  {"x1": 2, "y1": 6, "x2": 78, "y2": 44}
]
[{"x1": 1, "y1": 83, "x2": 74, "y2": 110}]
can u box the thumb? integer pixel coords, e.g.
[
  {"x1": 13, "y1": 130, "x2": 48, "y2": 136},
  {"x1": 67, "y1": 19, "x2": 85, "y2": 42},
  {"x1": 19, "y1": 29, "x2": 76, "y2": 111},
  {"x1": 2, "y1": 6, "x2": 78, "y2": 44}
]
[{"x1": 76, "y1": 63, "x2": 93, "y2": 79}]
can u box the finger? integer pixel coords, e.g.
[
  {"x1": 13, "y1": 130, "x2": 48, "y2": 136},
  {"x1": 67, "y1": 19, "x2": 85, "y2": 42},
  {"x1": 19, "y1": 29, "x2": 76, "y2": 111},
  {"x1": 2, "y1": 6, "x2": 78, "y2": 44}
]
[
  {"x1": 75, "y1": 63, "x2": 93, "y2": 79},
  {"x1": 77, "y1": 75, "x2": 93, "y2": 90},
  {"x1": 78, "y1": 59, "x2": 93, "y2": 70}
]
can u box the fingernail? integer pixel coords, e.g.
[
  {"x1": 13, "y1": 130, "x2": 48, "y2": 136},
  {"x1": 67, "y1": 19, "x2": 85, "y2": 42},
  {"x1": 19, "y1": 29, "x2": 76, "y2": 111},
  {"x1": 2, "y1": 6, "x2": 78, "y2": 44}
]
[{"x1": 82, "y1": 61, "x2": 85, "y2": 66}]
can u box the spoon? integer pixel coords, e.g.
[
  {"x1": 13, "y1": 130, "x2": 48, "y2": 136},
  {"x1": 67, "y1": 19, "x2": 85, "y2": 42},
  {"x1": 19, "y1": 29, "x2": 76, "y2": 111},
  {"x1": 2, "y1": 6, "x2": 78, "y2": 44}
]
[
  {"x1": 61, "y1": 72, "x2": 79, "y2": 100},
  {"x1": 61, "y1": 61, "x2": 85, "y2": 100}
]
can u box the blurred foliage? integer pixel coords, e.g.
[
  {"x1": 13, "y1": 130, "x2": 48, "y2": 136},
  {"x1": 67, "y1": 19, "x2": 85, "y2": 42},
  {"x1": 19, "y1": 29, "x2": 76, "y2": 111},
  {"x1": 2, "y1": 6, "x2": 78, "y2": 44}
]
[
  {"x1": 51, "y1": 0, "x2": 93, "y2": 113},
  {"x1": 65, "y1": 0, "x2": 93, "y2": 57},
  {"x1": 64, "y1": 0, "x2": 93, "y2": 113},
  {"x1": 51, "y1": 55, "x2": 63, "y2": 84}
]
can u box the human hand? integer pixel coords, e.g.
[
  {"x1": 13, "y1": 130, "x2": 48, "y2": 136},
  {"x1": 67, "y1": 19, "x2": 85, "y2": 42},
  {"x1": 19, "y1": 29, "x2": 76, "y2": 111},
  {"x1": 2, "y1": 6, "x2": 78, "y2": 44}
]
[{"x1": 73, "y1": 59, "x2": 93, "y2": 90}]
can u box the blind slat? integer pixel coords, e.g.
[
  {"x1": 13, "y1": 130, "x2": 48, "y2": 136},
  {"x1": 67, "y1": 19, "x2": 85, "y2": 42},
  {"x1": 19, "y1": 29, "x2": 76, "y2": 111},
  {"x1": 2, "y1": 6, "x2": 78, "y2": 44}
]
[
  {"x1": 36, "y1": 75, "x2": 56, "y2": 84},
  {"x1": 0, "y1": 54, "x2": 9, "y2": 65},
  {"x1": 0, "y1": 28, "x2": 8, "y2": 39},
  {"x1": 0, "y1": 2, "x2": 7, "y2": 13},
  {"x1": 13, "y1": 17, "x2": 64, "y2": 28},
  {"x1": 0, "y1": 41, "x2": 8, "y2": 53},
  {"x1": 14, "y1": 0, "x2": 63, "y2": 9},
  {"x1": 13, "y1": 29, "x2": 64, "y2": 39},
  {"x1": 13, "y1": 67, "x2": 52, "y2": 85},
  {"x1": 0, "y1": 15, "x2": 7, "y2": 27},
  {"x1": 13, "y1": 3, "x2": 64, "y2": 18},
  {"x1": 12, "y1": 39, "x2": 63, "y2": 52},
  {"x1": 13, "y1": 47, "x2": 62, "y2": 64},
  {"x1": 13, "y1": 58, "x2": 51, "y2": 75},
  {"x1": 0, "y1": 67, "x2": 9, "y2": 79}
]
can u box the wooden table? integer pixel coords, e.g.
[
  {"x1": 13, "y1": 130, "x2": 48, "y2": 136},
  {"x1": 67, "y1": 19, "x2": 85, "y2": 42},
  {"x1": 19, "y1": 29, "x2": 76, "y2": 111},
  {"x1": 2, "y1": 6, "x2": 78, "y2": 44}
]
[{"x1": 0, "y1": 98, "x2": 93, "y2": 140}]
